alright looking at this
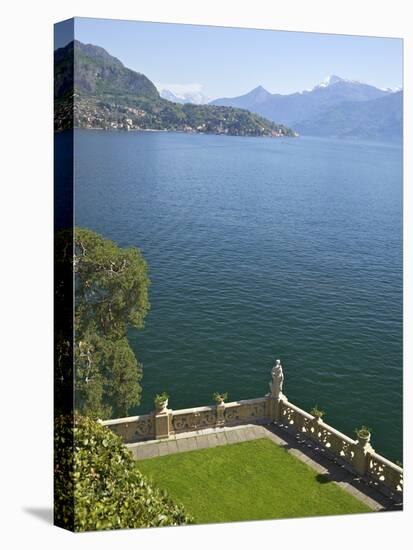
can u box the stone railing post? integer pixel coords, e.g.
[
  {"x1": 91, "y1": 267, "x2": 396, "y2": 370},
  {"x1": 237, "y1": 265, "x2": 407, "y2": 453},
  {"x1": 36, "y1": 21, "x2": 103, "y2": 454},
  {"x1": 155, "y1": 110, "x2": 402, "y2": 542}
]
[
  {"x1": 154, "y1": 404, "x2": 172, "y2": 440},
  {"x1": 268, "y1": 359, "x2": 286, "y2": 421},
  {"x1": 267, "y1": 394, "x2": 285, "y2": 421},
  {"x1": 352, "y1": 434, "x2": 374, "y2": 476},
  {"x1": 216, "y1": 402, "x2": 226, "y2": 427}
]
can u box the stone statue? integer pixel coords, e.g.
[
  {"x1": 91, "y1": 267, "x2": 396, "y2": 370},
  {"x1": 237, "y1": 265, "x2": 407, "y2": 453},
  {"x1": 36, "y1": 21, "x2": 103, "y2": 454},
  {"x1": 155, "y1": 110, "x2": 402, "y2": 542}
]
[{"x1": 269, "y1": 359, "x2": 284, "y2": 399}]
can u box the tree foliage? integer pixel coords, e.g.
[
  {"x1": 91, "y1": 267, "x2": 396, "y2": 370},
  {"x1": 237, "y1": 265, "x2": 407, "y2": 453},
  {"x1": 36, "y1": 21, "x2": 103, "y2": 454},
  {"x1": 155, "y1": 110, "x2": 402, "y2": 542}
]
[
  {"x1": 55, "y1": 227, "x2": 150, "y2": 418},
  {"x1": 54, "y1": 415, "x2": 192, "y2": 531},
  {"x1": 74, "y1": 228, "x2": 149, "y2": 338}
]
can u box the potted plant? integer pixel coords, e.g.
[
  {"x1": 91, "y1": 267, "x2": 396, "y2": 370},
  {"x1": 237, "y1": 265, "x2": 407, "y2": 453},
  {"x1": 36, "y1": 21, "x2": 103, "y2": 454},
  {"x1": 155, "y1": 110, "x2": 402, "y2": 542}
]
[
  {"x1": 212, "y1": 392, "x2": 228, "y2": 405},
  {"x1": 310, "y1": 405, "x2": 325, "y2": 423},
  {"x1": 154, "y1": 392, "x2": 169, "y2": 412},
  {"x1": 355, "y1": 425, "x2": 371, "y2": 443}
]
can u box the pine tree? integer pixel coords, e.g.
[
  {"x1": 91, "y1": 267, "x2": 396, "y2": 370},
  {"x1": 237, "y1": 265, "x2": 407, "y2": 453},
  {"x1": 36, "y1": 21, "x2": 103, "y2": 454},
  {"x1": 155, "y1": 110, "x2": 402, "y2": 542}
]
[{"x1": 55, "y1": 227, "x2": 150, "y2": 418}]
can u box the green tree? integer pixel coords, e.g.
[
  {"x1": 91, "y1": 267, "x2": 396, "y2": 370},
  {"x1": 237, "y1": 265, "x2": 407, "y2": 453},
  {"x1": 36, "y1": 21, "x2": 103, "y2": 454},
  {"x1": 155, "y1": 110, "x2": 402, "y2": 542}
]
[
  {"x1": 54, "y1": 415, "x2": 192, "y2": 531},
  {"x1": 75, "y1": 228, "x2": 150, "y2": 417},
  {"x1": 55, "y1": 227, "x2": 150, "y2": 418}
]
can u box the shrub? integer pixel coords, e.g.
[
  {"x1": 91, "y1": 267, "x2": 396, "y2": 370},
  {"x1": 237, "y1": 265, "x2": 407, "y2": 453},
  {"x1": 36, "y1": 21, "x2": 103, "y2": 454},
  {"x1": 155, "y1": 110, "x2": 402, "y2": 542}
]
[
  {"x1": 310, "y1": 405, "x2": 325, "y2": 419},
  {"x1": 355, "y1": 425, "x2": 371, "y2": 439},
  {"x1": 54, "y1": 415, "x2": 192, "y2": 532},
  {"x1": 154, "y1": 392, "x2": 169, "y2": 406},
  {"x1": 212, "y1": 392, "x2": 228, "y2": 403}
]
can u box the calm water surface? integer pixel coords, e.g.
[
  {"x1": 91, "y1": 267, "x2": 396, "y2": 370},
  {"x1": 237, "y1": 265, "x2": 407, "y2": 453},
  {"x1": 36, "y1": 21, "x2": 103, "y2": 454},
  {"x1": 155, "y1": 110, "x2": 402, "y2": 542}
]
[{"x1": 73, "y1": 130, "x2": 402, "y2": 461}]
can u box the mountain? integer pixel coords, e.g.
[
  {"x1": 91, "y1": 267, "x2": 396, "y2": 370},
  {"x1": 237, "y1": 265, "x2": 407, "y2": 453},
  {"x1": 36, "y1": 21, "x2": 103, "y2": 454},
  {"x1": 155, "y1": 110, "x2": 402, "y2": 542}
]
[
  {"x1": 210, "y1": 75, "x2": 401, "y2": 139},
  {"x1": 213, "y1": 85, "x2": 273, "y2": 110},
  {"x1": 314, "y1": 75, "x2": 345, "y2": 88},
  {"x1": 54, "y1": 41, "x2": 295, "y2": 137},
  {"x1": 294, "y1": 90, "x2": 403, "y2": 140},
  {"x1": 54, "y1": 40, "x2": 158, "y2": 100},
  {"x1": 211, "y1": 75, "x2": 390, "y2": 125},
  {"x1": 159, "y1": 89, "x2": 210, "y2": 105}
]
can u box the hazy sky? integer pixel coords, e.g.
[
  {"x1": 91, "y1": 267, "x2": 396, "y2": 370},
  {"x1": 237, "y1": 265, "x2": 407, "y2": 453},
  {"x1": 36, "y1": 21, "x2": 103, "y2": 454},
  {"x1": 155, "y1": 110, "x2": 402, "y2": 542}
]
[{"x1": 55, "y1": 17, "x2": 403, "y2": 99}]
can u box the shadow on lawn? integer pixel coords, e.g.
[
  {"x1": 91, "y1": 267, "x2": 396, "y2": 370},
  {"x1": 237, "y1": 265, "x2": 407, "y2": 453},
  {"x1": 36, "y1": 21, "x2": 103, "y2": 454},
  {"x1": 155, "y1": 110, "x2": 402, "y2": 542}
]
[
  {"x1": 316, "y1": 473, "x2": 331, "y2": 484},
  {"x1": 266, "y1": 424, "x2": 401, "y2": 511}
]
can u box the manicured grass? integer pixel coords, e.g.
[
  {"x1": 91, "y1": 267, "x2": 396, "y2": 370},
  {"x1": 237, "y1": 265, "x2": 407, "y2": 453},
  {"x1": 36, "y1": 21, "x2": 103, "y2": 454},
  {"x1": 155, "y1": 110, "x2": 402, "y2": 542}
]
[{"x1": 138, "y1": 438, "x2": 371, "y2": 524}]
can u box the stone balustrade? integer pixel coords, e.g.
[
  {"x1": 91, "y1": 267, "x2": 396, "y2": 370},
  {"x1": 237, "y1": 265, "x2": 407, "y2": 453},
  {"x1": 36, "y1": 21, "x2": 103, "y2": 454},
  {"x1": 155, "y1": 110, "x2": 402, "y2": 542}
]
[
  {"x1": 101, "y1": 360, "x2": 403, "y2": 503},
  {"x1": 278, "y1": 398, "x2": 357, "y2": 463},
  {"x1": 172, "y1": 405, "x2": 217, "y2": 433},
  {"x1": 276, "y1": 397, "x2": 402, "y2": 501},
  {"x1": 367, "y1": 451, "x2": 403, "y2": 498},
  {"x1": 102, "y1": 413, "x2": 155, "y2": 443}
]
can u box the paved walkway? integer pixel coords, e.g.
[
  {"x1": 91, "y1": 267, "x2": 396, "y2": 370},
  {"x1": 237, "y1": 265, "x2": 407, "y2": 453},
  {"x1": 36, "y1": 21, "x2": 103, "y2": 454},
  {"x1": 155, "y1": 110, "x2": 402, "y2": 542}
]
[{"x1": 127, "y1": 423, "x2": 401, "y2": 513}]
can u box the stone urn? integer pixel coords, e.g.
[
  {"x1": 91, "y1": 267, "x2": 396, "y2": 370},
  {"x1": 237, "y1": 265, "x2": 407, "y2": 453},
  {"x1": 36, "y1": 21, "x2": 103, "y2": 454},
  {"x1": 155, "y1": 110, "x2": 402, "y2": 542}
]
[
  {"x1": 154, "y1": 394, "x2": 169, "y2": 413},
  {"x1": 357, "y1": 432, "x2": 371, "y2": 446},
  {"x1": 355, "y1": 427, "x2": 371, "y2": 446},
  {"x1": 310, "y1": 407, "x2": 325, "y2": 428},
  {"x1": 213, "y1": 392, "x2": 228, "y2": 407},
  {"x1": 155, "y1": 399, "x2": 168, "y2": 413}
]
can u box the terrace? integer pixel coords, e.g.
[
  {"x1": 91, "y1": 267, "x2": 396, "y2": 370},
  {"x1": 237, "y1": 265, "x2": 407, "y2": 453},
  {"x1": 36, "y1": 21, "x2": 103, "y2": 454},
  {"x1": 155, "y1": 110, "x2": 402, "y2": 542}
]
[{"x1": 102, "y1": 361, "x2": 402, "y2": 522}]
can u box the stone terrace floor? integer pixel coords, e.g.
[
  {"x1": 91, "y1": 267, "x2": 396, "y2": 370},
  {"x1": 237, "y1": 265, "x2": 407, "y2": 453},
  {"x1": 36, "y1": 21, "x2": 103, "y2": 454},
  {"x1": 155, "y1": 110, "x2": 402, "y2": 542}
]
[{"x1": 127, "y1": 422, "x2": 402, "y2": 513}]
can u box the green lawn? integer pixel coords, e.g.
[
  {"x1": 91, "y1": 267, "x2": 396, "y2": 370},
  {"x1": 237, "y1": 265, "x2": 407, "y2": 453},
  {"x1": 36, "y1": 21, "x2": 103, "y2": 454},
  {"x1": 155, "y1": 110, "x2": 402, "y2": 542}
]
[{"x1": 138, "y1": 438, "x2": 371, "y2": 524}]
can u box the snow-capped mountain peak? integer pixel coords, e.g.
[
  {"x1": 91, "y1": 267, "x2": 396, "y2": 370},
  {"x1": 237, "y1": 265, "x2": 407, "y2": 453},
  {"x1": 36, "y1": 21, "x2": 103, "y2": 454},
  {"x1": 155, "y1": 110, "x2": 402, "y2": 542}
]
[
  {"x1": 159, "y1": 88, "x2": 210, "y2": 105},
  {"x1": 319, "y1": 75, "x2": 345, "y2": 87},
  {"x1": 380, "y1": 85, "x2": 403, "y2": 93},
  {"x1": 313, "y1": 75, "x2": 352, "y2": 89}
]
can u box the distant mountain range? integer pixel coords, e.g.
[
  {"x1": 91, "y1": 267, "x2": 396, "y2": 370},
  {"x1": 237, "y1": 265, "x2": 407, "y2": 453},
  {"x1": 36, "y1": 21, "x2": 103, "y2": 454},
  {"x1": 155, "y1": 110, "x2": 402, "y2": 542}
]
[
  {"x1": 54, "y1": 43, "x2": 401, "y2": 141},
  {"x1": 54, "y1": 41, "x2": 295, "y2": 138},
  {"x1": 159, "y1": 88, "x2": 211, "y2": 105},
  {"x1": 296, "y1": 90, "x2": 402, "y2": 140},
  {"x1": 211, "y1": 75, "x2": 402, "y2": 140}
]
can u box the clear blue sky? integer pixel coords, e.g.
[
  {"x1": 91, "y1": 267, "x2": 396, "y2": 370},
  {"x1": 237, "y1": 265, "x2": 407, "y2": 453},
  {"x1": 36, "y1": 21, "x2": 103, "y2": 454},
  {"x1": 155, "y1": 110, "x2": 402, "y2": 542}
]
[{"x1": 55, "y1": 17, "x2": 403, "y2": 99}]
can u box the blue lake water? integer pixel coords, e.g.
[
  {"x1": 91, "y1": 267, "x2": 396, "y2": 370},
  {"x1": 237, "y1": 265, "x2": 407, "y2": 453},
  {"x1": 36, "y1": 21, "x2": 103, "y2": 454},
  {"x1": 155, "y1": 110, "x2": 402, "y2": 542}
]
[{"x1": 73, "y1": 130, "x2": 402, "y2": 461}]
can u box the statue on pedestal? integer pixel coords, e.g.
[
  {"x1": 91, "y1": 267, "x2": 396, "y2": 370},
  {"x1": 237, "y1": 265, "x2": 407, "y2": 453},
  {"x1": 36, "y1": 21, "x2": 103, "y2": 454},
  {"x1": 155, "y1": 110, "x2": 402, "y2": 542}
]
[{"x1": 269, "y1": 359, "x2": 284, "y2": 399}]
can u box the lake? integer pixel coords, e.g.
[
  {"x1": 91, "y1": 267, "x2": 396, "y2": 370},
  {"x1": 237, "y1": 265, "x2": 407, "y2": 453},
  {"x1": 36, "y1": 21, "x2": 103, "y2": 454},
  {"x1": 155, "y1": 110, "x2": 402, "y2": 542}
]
[{"x1": 73, "y1": 129, "x2": 402, "y2": 461}]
